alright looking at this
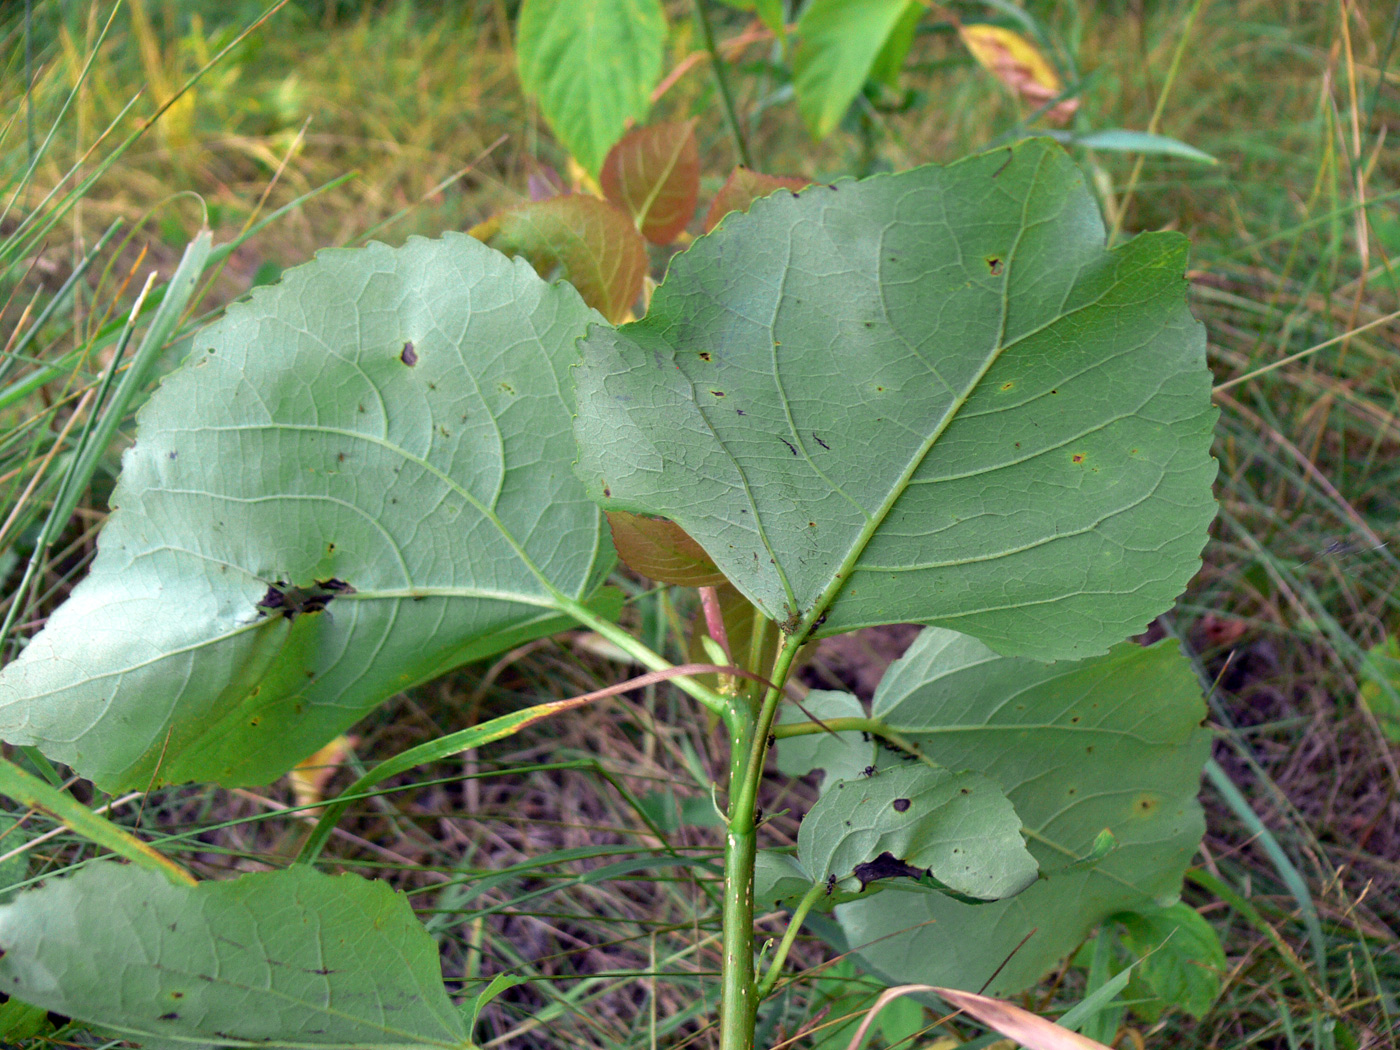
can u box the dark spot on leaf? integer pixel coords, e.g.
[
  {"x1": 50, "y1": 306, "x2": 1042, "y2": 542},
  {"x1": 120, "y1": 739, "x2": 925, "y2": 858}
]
[
  {"x1": 499, "y1": 382, "x2": 514, "y2": 395},
  {"x1": 986, "y1": 256, "x2": 1003, "y2": 275},
  {"x1": 892, "y1": 798, "x2": 911, "y2": 812},
  {"x1": 853, "y1": 852, "x2": 926, "y2": 891},
  {"x1": 1051, "y1": 388, "x2": 1059, "y2": 394},
  {"x1": 813, "y1": 433, "x2": 830, "y2": 450},
  {"x1": 168, "y1": 451, "x2": 177, "y2": 459},
  {"x1": 790, "y1": 190, "x2": 801, "y2": 198},
  {"x1": 249, "y1": 716, "x2": 260, "y2": 726},
  {"x1": 337, "y1": 452, "x2": 346, "y2": 462},
  {"x1": 699, "y1": 352, "x2": 711, "y2": 361},
  {"x1": 428, "y1": 381, "x2": 436, "y2": 390},
  {"x1": 876, "y1": 386, "x2": 885, "y2": 393},
  {"x1": 257, "y1": 578, "x2": 354, "y2": 621},
  {"x1": 327, "y1": 542, "x2": 335, "y2": 552},
  {"x1": 159, "y1": 1012, "x2": 180, "y2": 1021},
  {"x1": 1000, "y1": 382, "x2": 1014, "y2": 391},
  {"x1": 602, "y1": 485, "x2": 611, "y2": 498},
  {"x1": 960, "y1": 787, "x2": 970, "y2": 794},
  {"x1": 1071, "y1": 715, "x2": 1081, "y2": 723},
  {"x1": 400, "y1": 341, "x2": 417, "y2": 366},
  {"x1": 1072, "y1": 454, "x2": 1084, "y2": 464},
  {"x1": 358, "y1": 403, "x2": 366, "y2": 413},
  {"x1": 736, "y1": 408, "x2": 745, "y2": 415},
  {"x1": 780, "y1": 437, "x2": 798, "y2": 456},
  {"x1": 1015, "y1": 442, "x2": 1021, "y2": 448},
  {"x1": 711, "y1": 390, "x2": 725, "y2": 397}
]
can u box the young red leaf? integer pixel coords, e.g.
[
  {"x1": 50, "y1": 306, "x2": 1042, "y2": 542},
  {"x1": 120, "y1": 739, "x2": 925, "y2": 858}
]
[
  {"x1": 600, "y1": 120, "x2": 700, "y2": 244},
  {"x1": 607, "y1": 510, "x2": 727, "y2": 587},
  {"x1": 702, "y1": 167, "x2": 811, "y2": 233}
]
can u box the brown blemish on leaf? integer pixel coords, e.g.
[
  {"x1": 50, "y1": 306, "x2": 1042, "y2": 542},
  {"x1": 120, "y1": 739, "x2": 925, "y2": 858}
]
[{"x1": 892, "y1": 798, "x2": 911, "y2": 812}]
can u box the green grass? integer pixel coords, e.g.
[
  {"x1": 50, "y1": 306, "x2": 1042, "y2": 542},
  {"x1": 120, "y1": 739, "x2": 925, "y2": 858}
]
[{"x1": 1, "y1": 1, "x2": 1398, "y2": 1047}]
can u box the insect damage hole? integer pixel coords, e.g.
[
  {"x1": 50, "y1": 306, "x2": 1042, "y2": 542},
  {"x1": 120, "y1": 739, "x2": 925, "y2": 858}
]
[
  {"x1": 400, "y1": 341, "x2": 418, "y2": 366},
  {"x1": 985, "y1": 255, "x2": 1004, "y2": 275}
]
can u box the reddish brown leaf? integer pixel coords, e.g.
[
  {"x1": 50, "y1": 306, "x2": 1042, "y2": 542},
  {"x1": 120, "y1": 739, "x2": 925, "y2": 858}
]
[
  {"x1": 702, "y1": 167, "x2": 811, "y2": 233},
  {"x1": 470, "y1": 195, "x2": 647, "y2": 322},
  {"x1": 600, "y1": 120, "x2": 700, "y2": 244},
  {"x1": 607, "y1": 510, "x2": 727, "y2": 587}
]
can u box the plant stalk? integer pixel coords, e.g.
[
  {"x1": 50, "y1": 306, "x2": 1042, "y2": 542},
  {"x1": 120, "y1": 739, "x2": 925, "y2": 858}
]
[
  {"x1": 718, "y1": 635, "x2": 803, "y2": 1050},
  {"x1": 689, "y1": 0, "x2": 752, "y2": 168}
]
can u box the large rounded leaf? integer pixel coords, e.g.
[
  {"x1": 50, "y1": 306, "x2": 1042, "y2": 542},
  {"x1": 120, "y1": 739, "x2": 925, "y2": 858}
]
[
  {"x1": 574, "y1": 138, "x2": 1217, "y2": 661},
  {"x1": 0, "y1": 863, "x2": 470, "y2": 1049},
  {"x1": 831, "y1": 628, "x2": 1209, "y2": 995},
  {"x1": 0, "y1": 235, "x2": 613, "y2": 790}
]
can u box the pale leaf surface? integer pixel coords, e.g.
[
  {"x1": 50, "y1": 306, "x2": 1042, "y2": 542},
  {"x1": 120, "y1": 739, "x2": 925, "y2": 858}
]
[
  {"x1": 0, "y1": 235, "x2": 612, "y2": 790},
  {"x1": 574, "y1": 139, "x2": 1217, "y2": 661},
  {"x1": 0, "y1": 863, "x2": 470, "y2": 1049},
  {"x1": 834, "y1": 628, "x2": 1209, "y2": 994}
]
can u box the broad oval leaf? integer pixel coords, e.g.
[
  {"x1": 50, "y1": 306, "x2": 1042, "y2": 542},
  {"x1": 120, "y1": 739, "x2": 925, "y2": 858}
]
[
  {"x1": 833, "y1": 627, "x2": 1209, "y2": 995},
  {"x1": 574, "y1": 139, "x2": 1217, "y2": 661},
  {"x1": 799, "y1": 763, "x2": 1038, "y2": 899},
  {"x1": 0, "y1": 235, "x2": 613, "y2": 790},
  {"x1": 516, "y1": 0, "x2": 667, "y2": 175},
  {"x1": 0, "y1": 863, "x2": 470, "y2": 1049},
  {"x1": 472, "y1": 194, "x2": 649, "y2": 323},
  {"x1": 600, "y1": 120, "x2": 700, "y2": 244}
]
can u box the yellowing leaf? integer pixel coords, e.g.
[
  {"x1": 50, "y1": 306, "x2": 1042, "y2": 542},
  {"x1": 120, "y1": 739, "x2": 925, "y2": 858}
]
[
  {"x1": 472, "y1": 195, "x2": 648, "y2": 322},
  {"x1": 600, "y1": 120, "x2": 700, "y2": 244},
  {"x1": 959, "y1": 24, "x2": 1078, "y2": 124}
]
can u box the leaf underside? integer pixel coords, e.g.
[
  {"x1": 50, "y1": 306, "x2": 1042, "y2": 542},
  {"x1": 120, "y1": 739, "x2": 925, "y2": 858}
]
[
  {"x1": 574, "y1": 138, "x2": 1217, "y2": 661},
  {"x1": 0, "y1": 864, "x2": 470, "y2": 1049},
  {"x1": 811, "y1": 628, "x2": 1209, "y2": 995},
  {"x1": 0, "y1": 234, "x2": 613, "y2": 791}
]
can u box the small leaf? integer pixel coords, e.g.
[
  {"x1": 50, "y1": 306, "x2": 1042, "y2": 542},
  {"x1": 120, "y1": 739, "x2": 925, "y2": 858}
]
[
  {"x1": 0, "y1": 863, "x2": 471, "y2": 1049},
  {"x1": 1359, "y1": 633, "x2": 1400, "y2": 743},
  {"x1": 516, "y1": 0, "x2": 667, "y2": 174},
  {"x1": 837, "y1": 628, "x2": 1209, "y2": 996},
  {"x1": 608, "y1": 510, "x2": 727, "y2": 586},
  {"x1": 1115, "y1": 902, "x2": 1225, "y2": 1020},
  {"x1": 793, "y1": 0, "x2": 915, "y2": 138},
  {"x1": 600, "y1": 120, "x2": 700, "y2": 244},
  {"x1": 959, "y1": 24, "x2": 1078, "y2": 124},
  {"x1": 702, "y1": 167, "x2": 811, "y2": 232},
  {"x1": 1058, "y1": 128, "x2": 1219, "y2": 165},
  {"x1": 800, "y1": 764, "x2": 1038, "y2": 899},
  {"x1": 474, "y1": 195, "x2": 649, "y2": 323}
]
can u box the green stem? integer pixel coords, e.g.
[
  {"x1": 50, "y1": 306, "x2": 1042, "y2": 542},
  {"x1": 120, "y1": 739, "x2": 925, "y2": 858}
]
[
  {"x1": 756, "y1": 879, "x2": 825, "y2": 1000},
  {"x1": 690, "y1": 0, "x2": 752, "y2": 168},
  {"x1": 718, "y1": 634, "x2": 802, "y2": 1050}
]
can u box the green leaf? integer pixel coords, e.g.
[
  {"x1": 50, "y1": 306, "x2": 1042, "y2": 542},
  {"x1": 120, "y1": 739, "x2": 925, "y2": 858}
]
[
  {"x1": 868, "y1": 2, "x2": 924, "y2": 88},
  {"x1": 1359, "y1": 633, "x2": 1400, "y2": 743},
  {"x1": 0, "y1": 863, "x2": 471, "y2": 1049},
  {"x1": 516, "y1": 0, "x2": 667, "y2": 175},
  {"x1": 793, "y1": 0, "x2": 915, "y2": 138},
  {"x1": 472, "y1": 194, "x2": 649, "y2": 323},
  {"x1": 776, "y1": 689, "x2": 872, "y2": 786},
  {"x1": 0, "y1": 235, "x2": 614, "y2": 791},
  {"x1": 1115, "y1": 902, "x2": 1225, "y2": 1020},
  {"x1": 834, "y1": 627, "x2": 1210, "y2": 995},
  {"x1": 799, "y1": 764, "x2": 1038, "y2": 899},
  {"x1": 600, "y1": 120, "x2": 700, "y2": 244},
  {"x1": 573, "y1": 139, "x2": 1218, "y2": 661},
  {"x1": 1054, "y1": 128, "x2": 1219, "y2": 165}
]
